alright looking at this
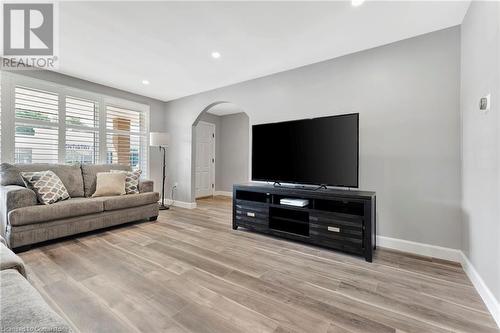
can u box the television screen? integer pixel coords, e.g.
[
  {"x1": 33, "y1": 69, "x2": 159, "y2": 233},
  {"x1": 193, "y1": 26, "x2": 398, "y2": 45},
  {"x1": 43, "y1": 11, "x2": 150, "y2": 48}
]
[{"x1": 252, "y1": 113, "x2": 359, "y2": 187}]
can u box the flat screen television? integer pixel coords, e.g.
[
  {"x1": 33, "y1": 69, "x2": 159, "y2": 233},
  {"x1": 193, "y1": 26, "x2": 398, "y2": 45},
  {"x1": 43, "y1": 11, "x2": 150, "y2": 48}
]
[{"x1": 252, "y1": 113, "x2": 359, "y2": 188}]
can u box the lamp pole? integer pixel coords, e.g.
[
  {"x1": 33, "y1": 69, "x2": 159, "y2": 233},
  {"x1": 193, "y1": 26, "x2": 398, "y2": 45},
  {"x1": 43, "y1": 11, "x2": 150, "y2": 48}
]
[
  {"x1": 150, "y1": 132, "x2": 170, "y2": 210},
  {"x1": 159, "y1": 146, "x2": 169, "y2": 210}
]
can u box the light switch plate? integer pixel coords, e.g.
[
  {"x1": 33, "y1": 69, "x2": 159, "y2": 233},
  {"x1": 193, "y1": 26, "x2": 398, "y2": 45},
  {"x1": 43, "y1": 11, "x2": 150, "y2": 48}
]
[{"x1": 479, "y1": 94, "x2": 491, "y2": 112}]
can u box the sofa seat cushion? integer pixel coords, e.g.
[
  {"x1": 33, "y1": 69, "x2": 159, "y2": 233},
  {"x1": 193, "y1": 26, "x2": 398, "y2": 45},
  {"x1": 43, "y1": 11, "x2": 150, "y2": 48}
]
[
  {"x1": 102, "y1": 192, "x2": 159, "y2": 211},
  {"x1": 9, "y1": 197, "x2": 104, "y2": 226},
  {"x1": 0, "y1": 270, "x2": 72, "y2": 333}
]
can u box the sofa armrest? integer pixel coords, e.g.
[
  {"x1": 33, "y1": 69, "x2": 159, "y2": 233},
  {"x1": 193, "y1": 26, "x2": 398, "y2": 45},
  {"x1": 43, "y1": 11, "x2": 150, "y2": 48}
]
[
  {"x1": 0, "y1": 241, "x2": 26, "y2": 277},
  {"x1": 139, "y1": 180, "x2": 154, "y2": 193},
  {"x1": 0, "y1": 186, "x2": 37, "y2": 238}
]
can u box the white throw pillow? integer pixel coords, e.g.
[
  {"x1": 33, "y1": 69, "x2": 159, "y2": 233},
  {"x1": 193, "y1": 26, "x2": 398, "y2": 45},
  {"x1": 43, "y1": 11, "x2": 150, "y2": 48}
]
[
  {"x1": 92, "y1": 172, "x2": 126, "y2": 197},
  {"x1": 21, "y1": 170, "x2": 70, "y2": 205},
  {"x1": 111, "y1": 169, "x2": 142, "y2": 194}
]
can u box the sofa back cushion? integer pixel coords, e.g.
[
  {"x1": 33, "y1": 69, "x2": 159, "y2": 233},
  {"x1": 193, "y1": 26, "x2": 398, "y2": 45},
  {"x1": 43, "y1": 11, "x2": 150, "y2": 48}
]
[
  {"x1": 2, "y1": 163, "x2": 84, "y2": 198},
  {"x1": 81, "y1": 164, "x2": 130, "y2": 197},
  {"x1": 0, "y1": 163, "x2": 24, "y2": 186}
]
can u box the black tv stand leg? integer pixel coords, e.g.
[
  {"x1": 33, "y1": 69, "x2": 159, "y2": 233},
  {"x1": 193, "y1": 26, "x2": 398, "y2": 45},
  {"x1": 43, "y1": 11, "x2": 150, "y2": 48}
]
[{"x1": 232, "y1": 223, "x2": 238, "y2": 230}]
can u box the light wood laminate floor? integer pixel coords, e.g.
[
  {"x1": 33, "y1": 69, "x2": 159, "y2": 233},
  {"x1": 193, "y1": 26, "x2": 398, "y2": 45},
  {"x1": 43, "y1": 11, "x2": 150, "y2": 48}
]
[{"x1": 19, "y1": 196, "x2": 499, "y2": 333}]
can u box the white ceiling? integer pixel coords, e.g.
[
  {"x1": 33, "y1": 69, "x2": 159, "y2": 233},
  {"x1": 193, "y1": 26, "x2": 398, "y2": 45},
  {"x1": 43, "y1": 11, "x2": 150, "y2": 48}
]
[
  {"x1": 57, "y1": 1, "x2": 470, "y2": 102},
  {"x1": 206, "y1": 102, "x2": 244, "y2": 116}
]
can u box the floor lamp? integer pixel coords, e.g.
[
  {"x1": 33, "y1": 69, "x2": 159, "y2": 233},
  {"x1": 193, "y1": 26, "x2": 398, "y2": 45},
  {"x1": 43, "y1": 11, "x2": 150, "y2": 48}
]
[{"x1": 150, "y1": 132, "x2": 170, "y2": 210}]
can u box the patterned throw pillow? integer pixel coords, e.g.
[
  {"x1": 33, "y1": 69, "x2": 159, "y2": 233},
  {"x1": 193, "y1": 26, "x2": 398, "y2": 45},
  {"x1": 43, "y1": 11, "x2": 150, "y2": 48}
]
[
  {"x1": 21, "y1": 170, "x2": 70, "y2": 205},
  {"x1": 111, "y1": 169, "x2": 142, "y2": 194}
]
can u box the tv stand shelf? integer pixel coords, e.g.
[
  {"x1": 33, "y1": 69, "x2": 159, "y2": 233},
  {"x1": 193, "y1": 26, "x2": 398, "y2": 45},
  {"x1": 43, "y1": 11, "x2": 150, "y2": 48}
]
[{"x1": 232, "y1": 183, "x2": 376, "y2": 262}]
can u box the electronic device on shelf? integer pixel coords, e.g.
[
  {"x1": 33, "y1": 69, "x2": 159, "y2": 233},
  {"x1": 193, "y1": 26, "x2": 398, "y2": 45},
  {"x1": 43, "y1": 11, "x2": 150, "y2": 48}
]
[{"x1": 279, "y1": 198, "x2": 309, "y2": 207}]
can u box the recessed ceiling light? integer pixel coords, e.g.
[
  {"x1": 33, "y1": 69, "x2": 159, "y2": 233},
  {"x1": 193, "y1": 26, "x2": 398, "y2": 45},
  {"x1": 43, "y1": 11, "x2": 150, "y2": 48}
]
[
  {"x1": 142, "y1": 80, "x2": 150, "y2": 85},
  {"x1": 211, "y1": 51, "x2": 221, "y2": 59},
  {"x1": 352, "y1": 0, "x2": 365, "y2": 6}
]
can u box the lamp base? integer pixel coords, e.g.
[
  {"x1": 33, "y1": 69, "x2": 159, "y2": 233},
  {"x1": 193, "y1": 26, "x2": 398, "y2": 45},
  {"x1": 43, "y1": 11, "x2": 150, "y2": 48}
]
[{"x1": 159, "y1": 204, "x2": 170, "y2": 210}]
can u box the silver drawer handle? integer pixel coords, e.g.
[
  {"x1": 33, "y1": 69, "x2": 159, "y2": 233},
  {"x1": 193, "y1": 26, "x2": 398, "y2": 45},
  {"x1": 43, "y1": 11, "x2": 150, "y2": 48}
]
[
  {"x1": 247, "y1": 212, "x2": 255, "y2": 217},
  {"x1": 328, "y1": 226, "x2": 340, "y2": 233}
]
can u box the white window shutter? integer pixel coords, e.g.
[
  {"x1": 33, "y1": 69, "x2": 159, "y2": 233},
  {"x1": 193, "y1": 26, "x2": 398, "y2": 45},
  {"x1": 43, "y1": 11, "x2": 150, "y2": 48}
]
[
  {"x1": 65, "y1": 96, "x2": 99, "y2": 164},
  {"x1": 14, "y1": 86, "x2": 59, "y2": 163},
  {"x1": 105, "y1": 105, "x2": 147, "y2": 171}
]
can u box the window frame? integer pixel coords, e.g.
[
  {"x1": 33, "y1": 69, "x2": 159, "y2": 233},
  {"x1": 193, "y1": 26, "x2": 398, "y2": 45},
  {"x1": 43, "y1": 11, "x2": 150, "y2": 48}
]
[
  {"x1": 0, "y1": 72, "x2": 150, "y2": 177},
  {"x1": 103, "y1": 97, "x2": 150, "y2": 173}
]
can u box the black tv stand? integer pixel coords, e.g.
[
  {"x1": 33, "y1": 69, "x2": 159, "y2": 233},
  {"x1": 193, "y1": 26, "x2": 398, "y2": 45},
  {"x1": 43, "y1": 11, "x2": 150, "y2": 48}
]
[{"x1": 232, "y1": 183, "x2": 376, "y2": 262}]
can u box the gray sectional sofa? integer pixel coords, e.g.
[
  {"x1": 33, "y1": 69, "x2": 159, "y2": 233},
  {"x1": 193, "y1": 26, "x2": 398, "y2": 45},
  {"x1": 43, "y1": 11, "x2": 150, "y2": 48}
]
[
  {"x1": 0, "y1": 235, "x2": 72, "y2": 332},
  {"x1": 0, "y1": 163, "x2": 159, "y2": 249}
]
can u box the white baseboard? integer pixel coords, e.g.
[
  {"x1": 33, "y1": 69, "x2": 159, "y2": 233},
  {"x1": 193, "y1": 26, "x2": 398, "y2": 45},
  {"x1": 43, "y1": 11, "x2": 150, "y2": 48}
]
[
  {"x1": 377, "y1": 235, "x2": 500, "y2": 328},
  {"x1": 376, "y1": 236, "x2": 463, "y2": 262},
  {"x1": 214, "y1": 191, "x2": 233, "y2": 197},
  {"x1": 163, "y1": 200, "x2": 197, "y2": 209},
  {"x1": 460, "y1": 252, "x2": 500, "y2": 327}
]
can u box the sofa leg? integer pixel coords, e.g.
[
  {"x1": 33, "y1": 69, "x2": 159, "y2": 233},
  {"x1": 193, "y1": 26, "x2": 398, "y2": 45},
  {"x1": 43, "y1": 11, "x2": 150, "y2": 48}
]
[{"x1": 149, "y1": 216, "x2": 158, "y2": 222}]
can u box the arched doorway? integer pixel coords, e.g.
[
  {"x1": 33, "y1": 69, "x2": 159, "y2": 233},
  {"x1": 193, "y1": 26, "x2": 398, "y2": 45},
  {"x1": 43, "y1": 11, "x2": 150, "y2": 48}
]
[{"x1": 191, "y1": 102, "x2": 250, "y2": 201}]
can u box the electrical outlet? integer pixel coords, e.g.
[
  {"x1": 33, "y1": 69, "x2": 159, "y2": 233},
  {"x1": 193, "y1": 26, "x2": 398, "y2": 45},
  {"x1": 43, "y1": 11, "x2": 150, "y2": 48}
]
[{"x1": 173, "y1": 182, "x2": 178, "y2": 188}]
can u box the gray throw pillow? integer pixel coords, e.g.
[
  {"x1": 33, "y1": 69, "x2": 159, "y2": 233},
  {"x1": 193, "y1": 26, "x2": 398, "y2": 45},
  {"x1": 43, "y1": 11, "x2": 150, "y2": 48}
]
[
  {"x1": 21, "y1": 170, "x2": 70, "y2": 205},
  {"x1": 0, "y1": 163, "x2": 24, "y2": 186}
]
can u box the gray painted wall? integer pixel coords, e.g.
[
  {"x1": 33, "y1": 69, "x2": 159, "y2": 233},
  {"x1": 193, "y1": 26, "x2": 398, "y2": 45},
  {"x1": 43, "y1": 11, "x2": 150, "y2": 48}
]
[
  {"x1": 194, "y1": 111, "x2": 249, "y2": 193},
  {"x1": 460, "y1": 1, "x2": 500, "y2": 302},
  {"x1": 5, "y1": 69, "x2": 166, "y2": 194},
  {"x1": 217, "y1": 112, "x2": 250, "y2": 192},
  {"x1": 164, "y1": 27, "x2": 462, "y2": 249}
]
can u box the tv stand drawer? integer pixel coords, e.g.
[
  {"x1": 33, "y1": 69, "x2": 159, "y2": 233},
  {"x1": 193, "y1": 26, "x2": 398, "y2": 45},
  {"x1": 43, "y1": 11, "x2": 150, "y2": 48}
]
[
  {"x1": 310, "y1": 211, "x2": 363, "y2": 227},
  {"x1": 310, "y1": 223, "x2": 363, "y2": 243},
  {"x1": 235, "y1": 203, "x2": 268, "y2": 217},
  {"x1": 235, "y1": 202, "x2": 269, "y2": 229},
  {"x1": 310, "y1": 211, "x2": 362, "y2": 235}
]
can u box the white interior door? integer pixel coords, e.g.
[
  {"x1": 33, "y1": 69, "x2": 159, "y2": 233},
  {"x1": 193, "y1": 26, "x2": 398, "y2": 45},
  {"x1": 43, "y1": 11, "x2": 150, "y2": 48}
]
[{"x1": 195, "y1": 121, "x2": 215, "y2": 198}]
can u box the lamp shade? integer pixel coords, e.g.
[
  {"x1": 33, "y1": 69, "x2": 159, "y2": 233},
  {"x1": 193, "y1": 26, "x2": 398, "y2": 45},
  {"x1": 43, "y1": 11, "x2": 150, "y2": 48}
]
[{"x1": 150, "y1": 132, "x2": 170, "y2": 147}]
